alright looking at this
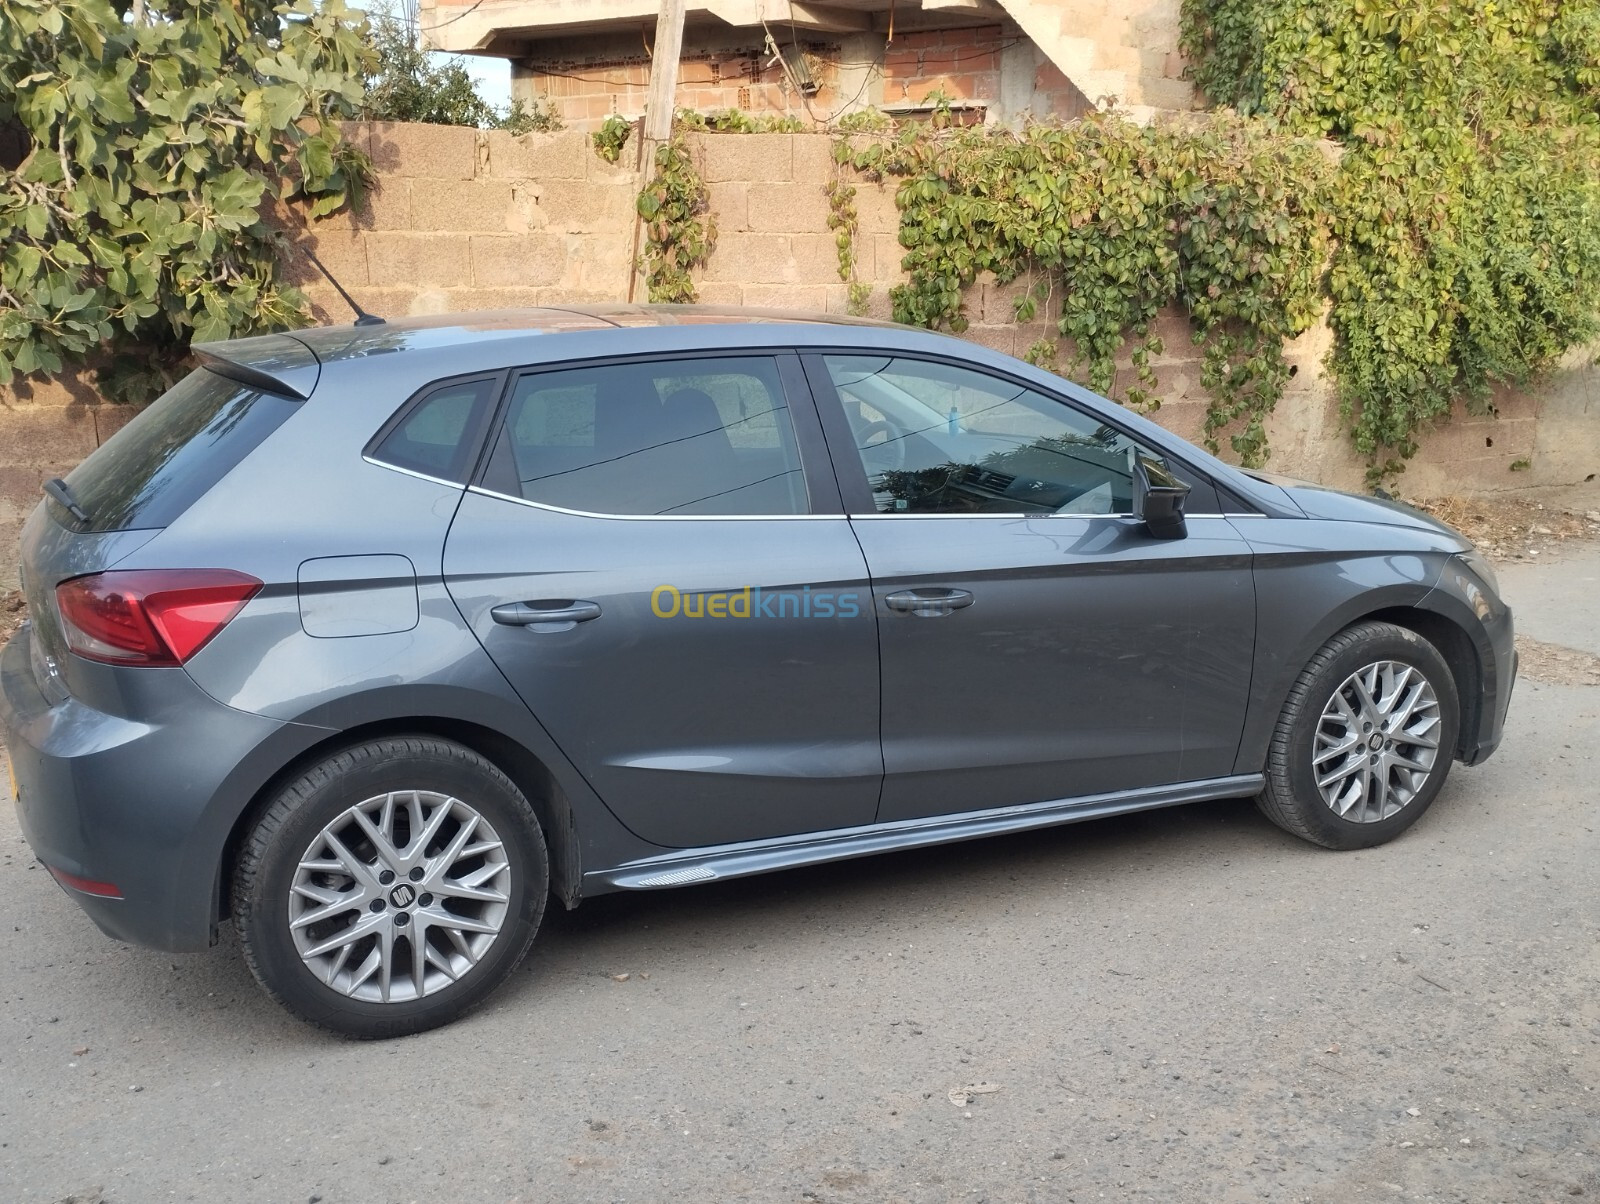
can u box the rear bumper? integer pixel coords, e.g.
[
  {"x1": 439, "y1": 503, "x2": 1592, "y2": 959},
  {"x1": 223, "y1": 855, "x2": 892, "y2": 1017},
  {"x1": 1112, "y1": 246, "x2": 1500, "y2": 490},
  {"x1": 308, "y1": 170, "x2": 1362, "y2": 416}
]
[{"x1": 2, "y1": 623, "x2": 327, "y2": 952}]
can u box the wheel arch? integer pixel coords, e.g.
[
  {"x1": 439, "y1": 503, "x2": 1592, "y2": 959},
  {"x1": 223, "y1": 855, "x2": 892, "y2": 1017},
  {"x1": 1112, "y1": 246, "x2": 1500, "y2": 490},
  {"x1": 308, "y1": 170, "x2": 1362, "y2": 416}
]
[
  {"x1": 1361, "y1": 605, "x2": 1483, "y2": 759},
  {"x1": 218, "y1": 716, "x2": 584, "y2": 929}
]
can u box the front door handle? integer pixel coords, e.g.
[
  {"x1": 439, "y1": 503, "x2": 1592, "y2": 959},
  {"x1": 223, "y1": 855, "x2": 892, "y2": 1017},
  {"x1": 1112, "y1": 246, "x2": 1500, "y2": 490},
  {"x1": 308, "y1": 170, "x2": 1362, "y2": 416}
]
[
  {"x1": 884, "y1": 588, "x2": 974, "y2": 617},
  {"x1": 491, "y1": 600, "x2": 602, "y2": 631}
]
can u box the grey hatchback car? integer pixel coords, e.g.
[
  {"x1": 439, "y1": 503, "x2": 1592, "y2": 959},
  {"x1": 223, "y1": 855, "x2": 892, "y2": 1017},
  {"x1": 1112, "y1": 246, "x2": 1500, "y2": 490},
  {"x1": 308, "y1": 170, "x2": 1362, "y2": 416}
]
[{"x1": 2, "y1": 305, "x2": 1514, "y2": 1037}]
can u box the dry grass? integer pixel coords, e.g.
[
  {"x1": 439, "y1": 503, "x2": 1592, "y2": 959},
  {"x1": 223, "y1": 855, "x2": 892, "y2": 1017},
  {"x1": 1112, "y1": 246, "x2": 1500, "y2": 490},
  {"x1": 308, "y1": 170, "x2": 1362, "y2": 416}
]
[{"x1": 1406, "y1": 495, "x2": 1600, "y2": 562}]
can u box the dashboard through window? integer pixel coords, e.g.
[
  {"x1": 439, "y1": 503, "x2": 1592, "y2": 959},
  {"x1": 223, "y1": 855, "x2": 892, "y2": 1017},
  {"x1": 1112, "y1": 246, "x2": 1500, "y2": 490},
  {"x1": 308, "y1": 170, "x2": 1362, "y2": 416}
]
[
  {"x1": 823, "y1": 355, "x2": 1163, "y2": 516},
  {"x1": 488, "y1": 356, "x2": 808, "y2": 516}
]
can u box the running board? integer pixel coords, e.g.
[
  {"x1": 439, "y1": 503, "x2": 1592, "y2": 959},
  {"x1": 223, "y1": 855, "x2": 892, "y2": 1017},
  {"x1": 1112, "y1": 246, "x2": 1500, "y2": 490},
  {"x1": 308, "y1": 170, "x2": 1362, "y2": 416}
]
[{"x1": 588, "y1": 774, "x2": 1264, "y2": 891}]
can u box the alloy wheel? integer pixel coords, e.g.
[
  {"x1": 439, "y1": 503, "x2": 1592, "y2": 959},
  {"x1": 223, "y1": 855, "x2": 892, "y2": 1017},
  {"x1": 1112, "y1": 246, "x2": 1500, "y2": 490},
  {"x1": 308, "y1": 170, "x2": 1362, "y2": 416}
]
[
  {"x1": 288, "y1": 790, "x2": 511, "y2": 1003},
  {"x1": 1312, "y1": 660, "x2": 1442, "y2": 823}
]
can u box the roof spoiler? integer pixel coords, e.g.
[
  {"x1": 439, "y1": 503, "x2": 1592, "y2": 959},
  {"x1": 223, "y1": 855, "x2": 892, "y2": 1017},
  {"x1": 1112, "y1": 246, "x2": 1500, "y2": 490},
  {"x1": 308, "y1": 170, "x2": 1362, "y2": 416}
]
[{"x1": 191, "y1": 333, "x2": 321, "y2": 400}]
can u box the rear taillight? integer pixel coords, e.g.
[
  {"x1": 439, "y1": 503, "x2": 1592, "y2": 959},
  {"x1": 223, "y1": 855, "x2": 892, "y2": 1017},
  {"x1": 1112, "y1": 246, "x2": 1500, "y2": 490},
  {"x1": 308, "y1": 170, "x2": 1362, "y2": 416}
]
[{"x1": 55, "y1": 570, "x2": 261, "y2": 666}]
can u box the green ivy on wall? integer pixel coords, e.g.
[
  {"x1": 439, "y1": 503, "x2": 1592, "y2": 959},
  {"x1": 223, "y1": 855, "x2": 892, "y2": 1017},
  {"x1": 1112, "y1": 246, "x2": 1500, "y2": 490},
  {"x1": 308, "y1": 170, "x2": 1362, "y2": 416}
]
[
  {"x1": 636, "y1": 136, "x2": 716, "y2": 304},
  {"x1": 1181, "y1": 0, "x2": 1600, "y2": 479},
  {"x1": 835, "y1": 108, "x2": 1332, "y2": 465},
  {"x1": 0, "y1": 0, "x2": 374, "y2": 402}
]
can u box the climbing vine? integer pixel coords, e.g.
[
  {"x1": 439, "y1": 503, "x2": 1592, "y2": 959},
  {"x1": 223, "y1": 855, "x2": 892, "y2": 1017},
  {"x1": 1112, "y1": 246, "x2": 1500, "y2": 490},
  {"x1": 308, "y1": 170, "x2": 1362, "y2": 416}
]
[
  {"x1": 591, "y1": 114, "x2": 632, "y2": 164},
  {"x1": 636, "y1": 136, "x2": 716, "y2": 304},
  {"x1": 835, "y1": 109, "x2": 1331, "y2": 463},
  {"x1": 1181, "y1": 0, "x2": 1600, "y2": 479},
  {"x1": 824, "y1": 174, "x2": 870, "y2": 316}
]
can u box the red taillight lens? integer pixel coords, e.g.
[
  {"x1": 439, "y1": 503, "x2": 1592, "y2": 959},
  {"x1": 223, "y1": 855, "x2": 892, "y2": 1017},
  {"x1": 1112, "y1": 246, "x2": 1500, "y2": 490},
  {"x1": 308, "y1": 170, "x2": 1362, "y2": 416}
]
[{"x1": 55, "y1": 570, "x2": 262, "y2": 666}]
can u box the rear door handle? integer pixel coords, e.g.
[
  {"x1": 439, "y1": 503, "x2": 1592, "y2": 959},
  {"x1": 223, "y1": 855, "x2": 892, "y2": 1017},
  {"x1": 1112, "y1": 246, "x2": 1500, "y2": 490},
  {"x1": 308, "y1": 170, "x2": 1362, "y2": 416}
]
[
  {"x1": 884, "y1": 588, "x2": 974, "y2": 617},
  {"x1": 491, "y1": 600, "x2": 602, "y2": 631}
]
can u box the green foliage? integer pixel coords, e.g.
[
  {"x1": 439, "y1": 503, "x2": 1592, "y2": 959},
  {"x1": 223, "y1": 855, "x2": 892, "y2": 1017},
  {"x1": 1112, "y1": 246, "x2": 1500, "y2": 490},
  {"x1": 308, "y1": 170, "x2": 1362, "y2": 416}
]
[
  {"x1": 0, "y1": 0, "x2": 374, "y2": 400},
  {"x1": 836, "y1": 112, "x2": 1331, "y2": 461},
  {"x1": 637, "y1": 138, "x2": 716, "y2": 303},
  {"x1": 677, "y1": 108, "x2": 806, "y2": 133},
  {"x1": 834, "y1": 107, "x2": 894, "y2": 135},
  {"x1": 1181, "y1": 0, "x2": 1600, "y2": 478},
  {"x1": 592, "y1": 114, "x2": 633, "y2": 164},
  {"x1": 361, "y1": 1, "x2": 558, "y2": 132},
  {"x1": 825, "y1": 174, "x2": 871, "y2": 315}
]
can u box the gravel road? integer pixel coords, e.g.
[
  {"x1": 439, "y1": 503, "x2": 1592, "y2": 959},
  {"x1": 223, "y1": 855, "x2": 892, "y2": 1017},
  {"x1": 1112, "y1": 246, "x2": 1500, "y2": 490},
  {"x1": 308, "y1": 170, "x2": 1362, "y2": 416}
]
[{"x1": 2, "y1": 549, "x2": 1596, "y2": 1204}]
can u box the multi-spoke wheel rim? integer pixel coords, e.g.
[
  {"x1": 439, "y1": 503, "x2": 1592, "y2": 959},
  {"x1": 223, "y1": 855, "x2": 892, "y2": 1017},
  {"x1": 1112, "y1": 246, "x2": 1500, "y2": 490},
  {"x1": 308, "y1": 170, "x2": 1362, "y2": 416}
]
[
  {"x1": 1313, "y1": 660, "x2": 1442, "y2": 824},
  {"x1": 289, "y1": 791, "x2": 511, "y2": 1003}
]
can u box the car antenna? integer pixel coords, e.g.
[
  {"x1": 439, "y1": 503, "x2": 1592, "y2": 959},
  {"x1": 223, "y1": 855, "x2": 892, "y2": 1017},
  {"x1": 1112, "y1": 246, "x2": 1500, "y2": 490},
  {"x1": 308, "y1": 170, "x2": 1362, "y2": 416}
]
[{"x1": 302, "y1": 247, "x2": 386, "y2": 327}]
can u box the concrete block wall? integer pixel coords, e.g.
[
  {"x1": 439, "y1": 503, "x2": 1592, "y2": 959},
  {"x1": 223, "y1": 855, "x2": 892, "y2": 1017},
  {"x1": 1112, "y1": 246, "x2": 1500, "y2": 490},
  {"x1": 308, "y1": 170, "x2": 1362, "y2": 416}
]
[{"x1": 2, "y1": 125, "x2": 1595, "y2": 588}]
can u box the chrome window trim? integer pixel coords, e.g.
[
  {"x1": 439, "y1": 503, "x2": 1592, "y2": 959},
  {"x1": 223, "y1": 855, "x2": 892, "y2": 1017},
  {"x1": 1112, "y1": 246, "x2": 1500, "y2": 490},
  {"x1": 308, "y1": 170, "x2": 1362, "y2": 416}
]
[
  {"x1": 363, "y1": 455, "x2": 467, "y2": 490},
  {"x1": 461, "y1": 485, "x2": 1261, "y2": 523},
  {"x1": 465, "y1": 484, "x2": 833, "y2": 521}
]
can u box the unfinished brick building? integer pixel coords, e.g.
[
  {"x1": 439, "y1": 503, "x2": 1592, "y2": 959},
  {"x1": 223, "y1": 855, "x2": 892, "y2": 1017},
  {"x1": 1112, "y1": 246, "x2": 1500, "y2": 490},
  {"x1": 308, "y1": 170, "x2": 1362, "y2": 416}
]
[{"x1": 416, "y1": 0, "x2": 1196, "y2": 131}]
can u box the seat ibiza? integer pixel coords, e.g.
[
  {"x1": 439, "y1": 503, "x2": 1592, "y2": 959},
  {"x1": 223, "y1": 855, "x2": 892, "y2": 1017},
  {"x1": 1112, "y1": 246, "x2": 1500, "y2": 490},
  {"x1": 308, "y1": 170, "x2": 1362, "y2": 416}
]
[{"x1": 1, "y1": 306, "x2": 1515, "y2": 1037}]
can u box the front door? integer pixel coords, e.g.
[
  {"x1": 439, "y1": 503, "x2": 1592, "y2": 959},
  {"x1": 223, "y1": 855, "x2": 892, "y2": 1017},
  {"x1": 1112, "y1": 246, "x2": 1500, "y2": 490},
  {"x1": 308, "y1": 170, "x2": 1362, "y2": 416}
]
[
  {"x1": 807, "y1": 351, "x2": 1256, "y2": 822},
  {"x1": 445, "y1": 353, "x2": 881, "y2": 850}
]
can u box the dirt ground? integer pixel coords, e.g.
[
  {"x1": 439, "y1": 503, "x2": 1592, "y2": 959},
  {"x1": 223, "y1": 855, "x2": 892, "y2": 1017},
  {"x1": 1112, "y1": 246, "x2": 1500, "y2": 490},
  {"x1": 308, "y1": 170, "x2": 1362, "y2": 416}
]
[{"x1": 1, "y1": 523, "x2": 1597, "y2": 1204}]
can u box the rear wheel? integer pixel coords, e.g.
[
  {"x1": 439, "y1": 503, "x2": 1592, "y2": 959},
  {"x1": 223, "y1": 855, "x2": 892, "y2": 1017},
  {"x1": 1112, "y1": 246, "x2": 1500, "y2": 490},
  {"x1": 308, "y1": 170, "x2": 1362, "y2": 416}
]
[
  {"x1": 233, "y1": 737, "x2": 547, "y2": 1038},
  {"x1": 1256, "y1": 621, "x2": 1461, "y2": 850}
]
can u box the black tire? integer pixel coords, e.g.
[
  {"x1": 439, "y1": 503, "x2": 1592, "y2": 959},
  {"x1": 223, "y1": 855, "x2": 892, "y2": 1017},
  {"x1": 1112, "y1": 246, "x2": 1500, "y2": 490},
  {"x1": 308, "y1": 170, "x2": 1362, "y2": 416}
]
[
  {"x1": 1255, "y1": 621, "x2": 1461, "y2": 850},
  {"x1": 233, "y1": 736, "x2": 548, "y2": 1038}
]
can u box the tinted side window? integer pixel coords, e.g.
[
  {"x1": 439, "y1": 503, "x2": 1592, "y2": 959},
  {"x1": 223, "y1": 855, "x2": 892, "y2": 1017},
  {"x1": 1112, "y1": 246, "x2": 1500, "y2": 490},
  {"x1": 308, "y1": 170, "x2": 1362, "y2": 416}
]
[
  {"x1": 60, "y1": 368, "x2": 298, "y2": 533},
  {"x1": 824, "y1": 355, "x2": 1164, "y2": 516},
  {"x1": 370, "y1": 377, "x2": 497, "y2": 482},
  {"x1": 490, "y1": 357, "x2": 808, "y2": 516}
]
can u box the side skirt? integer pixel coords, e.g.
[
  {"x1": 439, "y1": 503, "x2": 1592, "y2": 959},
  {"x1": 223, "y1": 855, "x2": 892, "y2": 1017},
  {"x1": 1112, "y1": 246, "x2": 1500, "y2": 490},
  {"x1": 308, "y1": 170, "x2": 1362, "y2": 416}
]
[{"x1": 584, "y1": 774, "x2": 1265, "y2": 892}]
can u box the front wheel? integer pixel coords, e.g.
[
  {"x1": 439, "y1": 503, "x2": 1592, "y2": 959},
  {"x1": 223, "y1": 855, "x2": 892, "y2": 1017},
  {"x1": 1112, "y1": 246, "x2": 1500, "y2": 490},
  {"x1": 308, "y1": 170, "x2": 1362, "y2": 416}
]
[
  {"x1": 1256, "y1": 621, "x2": 1461, "y2": 850},
  {"x1": 232, "y1": 737, "x2": 548, "y2": 1038}
]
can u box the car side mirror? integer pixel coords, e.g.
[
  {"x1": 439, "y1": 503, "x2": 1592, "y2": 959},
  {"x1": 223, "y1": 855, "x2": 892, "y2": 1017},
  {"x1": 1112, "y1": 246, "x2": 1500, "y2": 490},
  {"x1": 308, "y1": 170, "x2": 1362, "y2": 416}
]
[{"x1": 1133, "y1": 455, "x2": 1190, "y2": 540}]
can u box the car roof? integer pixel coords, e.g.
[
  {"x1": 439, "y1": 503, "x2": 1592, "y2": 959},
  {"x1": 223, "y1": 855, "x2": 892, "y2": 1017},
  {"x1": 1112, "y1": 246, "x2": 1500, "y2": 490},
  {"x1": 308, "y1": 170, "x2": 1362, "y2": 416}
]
[{"x1": 191, "y1": 305, "x2": 907, "y2": 398}]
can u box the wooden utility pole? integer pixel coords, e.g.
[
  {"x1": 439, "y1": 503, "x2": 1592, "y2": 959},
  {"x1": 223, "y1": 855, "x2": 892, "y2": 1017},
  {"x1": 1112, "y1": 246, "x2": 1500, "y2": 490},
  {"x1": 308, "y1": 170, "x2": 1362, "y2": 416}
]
[{"x1": 628, "y1": 0, "x2": 687, "y2": 301}]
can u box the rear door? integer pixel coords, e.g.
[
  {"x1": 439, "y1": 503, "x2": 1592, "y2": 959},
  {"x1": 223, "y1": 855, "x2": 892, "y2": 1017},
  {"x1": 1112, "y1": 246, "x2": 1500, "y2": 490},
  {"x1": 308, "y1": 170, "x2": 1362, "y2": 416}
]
[
  {"x1": 806, "y1": 351, "x2": 1256, "y2": 822},
  {"x1": 443, "y1": 352, "x2": 882, "y2": 850}
]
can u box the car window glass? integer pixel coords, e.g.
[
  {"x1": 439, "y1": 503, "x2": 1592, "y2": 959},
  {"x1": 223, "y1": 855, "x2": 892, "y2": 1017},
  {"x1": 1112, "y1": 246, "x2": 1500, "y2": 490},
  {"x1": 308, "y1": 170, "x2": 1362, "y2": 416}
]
[
  {"x1": 60, "y1": 368, "x2": 298, "y2": 532},
  {"x1": 823, "y1": 354, "x2": 1161, "y2": 516},
  {"x1": 371, "y1": 378, "x2": 496, "y2": 482},
  {"x1": 493, "y1": 356, "x2": 807, "y2": 516}
]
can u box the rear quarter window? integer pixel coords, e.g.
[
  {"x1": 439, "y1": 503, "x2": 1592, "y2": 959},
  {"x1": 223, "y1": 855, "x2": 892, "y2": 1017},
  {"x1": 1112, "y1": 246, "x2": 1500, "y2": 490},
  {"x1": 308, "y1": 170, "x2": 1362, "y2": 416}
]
[{"x1": 58, "y1": 368, "x2": 299, "y2": 533}]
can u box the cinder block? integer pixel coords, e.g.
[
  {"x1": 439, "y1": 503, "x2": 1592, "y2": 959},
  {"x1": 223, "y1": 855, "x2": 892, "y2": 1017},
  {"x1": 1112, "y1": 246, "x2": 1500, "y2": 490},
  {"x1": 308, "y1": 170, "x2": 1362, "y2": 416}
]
[
  {"x1": 469, "y1": 234, "x2": 569, "y2": 289},
  {"x1": 289, "y1": 225, "x2": 369, "y2": 287},
  {"x1": 484, "y1": 129, "x2": 590, "y2": 181},
  {"x1": 367, "y1": 122, "x2": 478, "y2": 180},
  {"x1": 980, "y1": 276, "x2": 1035, "y2": 325},
  {"x1": 441, "y1": 287, "x2": 547, "y2": 313},
  {"x1": 701, "y1": 233, "x2": 794, "y2": 284},
  {"x1": 349, "y1": 176, "x2": 412, "y2": 233},
  {"x1": 707, "y1": 182, "x2": 749, "y2": 232},
  {"x1": 692, "y1": 282, "x2": 744, "y2": 306},
  {"x1": 868, "y1": 233, "x2": 909, "y2": 283},
  {"x1": 692, "y1": 132, "x2": 794, "y2": 183},
  {"x1": 962, "y1": 325, "x2": 1016, "y2": 357},
  {"x1": 365, "y1": 232, "x2": 473, "y2": 288},
  {"x1": 1150, "y1": 398, "x2": 1208, "y2": 443},
  {"x1": 535, "y1": 178, "x2": 633, "y2": 229},
  {"x1": 408, "y1": 178, "x2": 519, "y2": 233},
  {"x1": 741, "y1": 285, "x2": 829, "y2": 311},
  {"x1": 746, "y1": 182, "x2": 830, "y2": 234},
  {"x1": 851, "y1": 181, "x2": 902, "y2": 238},
  {"x1": 790, "y1": 136, "x2": 835, "y2": 184},
  {"x1": 788, "y1": 233, "x2": 843, "y2": 284}
]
